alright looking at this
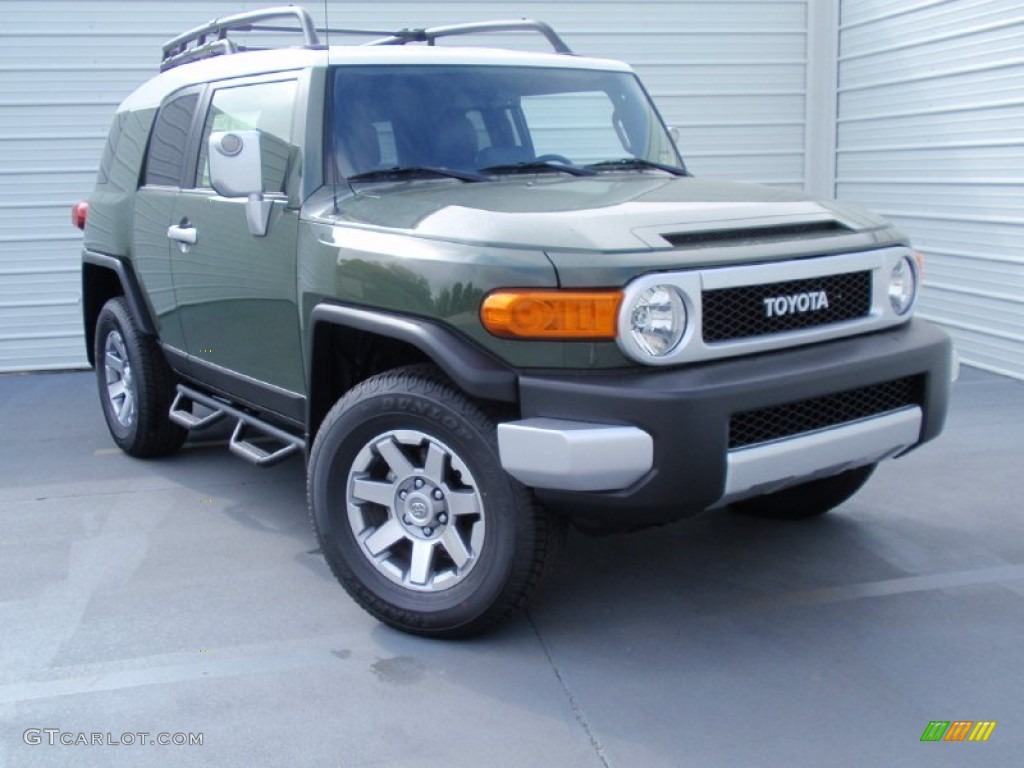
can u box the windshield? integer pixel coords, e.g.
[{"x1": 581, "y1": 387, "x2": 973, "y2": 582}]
[{"x1": 329, "y1": 65, "x2": 685, "y2": 180}]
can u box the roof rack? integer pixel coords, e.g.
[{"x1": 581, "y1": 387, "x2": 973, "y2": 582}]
[
  {"x1": 162, "y1": 6, "x2": 321, "y2": 71},
  {"x1": 161, "y1": 6, "x2": 573, "y2": 71},
  {"x1": 364, "y1": 20, "x2": 573, "y2": 55}
]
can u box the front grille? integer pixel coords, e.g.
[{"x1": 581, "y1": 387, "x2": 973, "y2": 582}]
[
  {"x1": 729, "y1": 377, "x2": 921, "y2": 449},
  {"x1": 702, "y1": 271, "x2": 872, "y2": 342}
]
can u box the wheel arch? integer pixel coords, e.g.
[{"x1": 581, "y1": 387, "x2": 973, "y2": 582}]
[
  {"x1": 82, "y1": 250, "x2": 156, "y2": 366},
  {"x1": 307, "y1": 303, "x2": 518, "y2": 441}
]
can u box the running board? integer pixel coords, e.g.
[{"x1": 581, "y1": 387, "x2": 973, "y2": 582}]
[{"x1": 169, "y1": 385, "x2": 304, "y2": 467}]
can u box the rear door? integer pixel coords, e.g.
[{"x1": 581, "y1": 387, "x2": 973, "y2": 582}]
[{"x1": 133, "y1": 87, "x2": 203, "y2": 355}]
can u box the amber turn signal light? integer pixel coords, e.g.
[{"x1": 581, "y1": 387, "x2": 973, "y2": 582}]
[
  {"x1": 480, "y1": 290, "x2": 622, "y2": 340},
  {"x1": 911, "y1": 249, "x2": 925, "y2": 279}
]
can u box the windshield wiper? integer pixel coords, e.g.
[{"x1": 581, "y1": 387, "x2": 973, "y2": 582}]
[
  {"x1": 347, "y1": 166, "x2": 485, "y2": 183},
  {"x1": 480, "y1": 161, "x2": 596, "y2": 177},
  {"x1": 585, "y1": 158, "x2": 688, "y2": 176}
]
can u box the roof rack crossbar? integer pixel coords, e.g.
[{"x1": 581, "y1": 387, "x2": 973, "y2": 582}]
[
  {"x1": 318, "y1": 27, "x2": 402, "y2": 38},
  {"x1": 161, "y1": 6, "x2": 321, "y2": 71},
  {"x1": 244, "y1": 25, "x2": 399, "y2": 38},
  {"x1": 364, "y1": 20, "x2": 573, "y2": 55}
]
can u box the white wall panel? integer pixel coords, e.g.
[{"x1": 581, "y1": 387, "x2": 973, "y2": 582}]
[
  {"x1": 837, "y1": 0, "x2": 1024, "y2": 380},
  {"x1": 2, "y1": 0, "x2": 811, "y2": 372}
]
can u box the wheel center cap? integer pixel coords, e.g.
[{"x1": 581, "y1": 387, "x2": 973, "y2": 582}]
[{"x1": 404, "y1": 492, "x2": 434, "y2": 524}]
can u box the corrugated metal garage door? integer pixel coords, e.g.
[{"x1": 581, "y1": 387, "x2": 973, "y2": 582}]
[
  {"x1": 836, "y1": 0, "x2": 1024, "y2": 380},
  {"x1": 2, "y1": 0, "x2": 809, "y2": 373}
]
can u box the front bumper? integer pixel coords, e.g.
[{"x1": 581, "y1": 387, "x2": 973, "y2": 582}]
[{"x1": 497, "y1": 319, "x2": 952, "y2": 528}]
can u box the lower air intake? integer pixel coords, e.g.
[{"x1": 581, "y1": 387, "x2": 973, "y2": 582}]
[{"x1": 729, "y1": 377, "x2": 922, "y2": 449}]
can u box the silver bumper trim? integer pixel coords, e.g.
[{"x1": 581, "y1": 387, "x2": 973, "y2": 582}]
[
  {"x1": 497, "y1": 418, "x2": 653, "y2": 492},
  {"x1": 718, "y1": 406, "x2": 923, "y2": 505}
]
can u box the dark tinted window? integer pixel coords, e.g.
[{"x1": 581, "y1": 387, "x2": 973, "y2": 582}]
[{"x1": 144, "y1": 93, "x2": 198, "y2": 187}]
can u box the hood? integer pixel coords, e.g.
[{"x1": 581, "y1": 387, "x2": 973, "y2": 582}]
[{"x1": 326, "y1": 175, "x2": 894, "y2": 254}]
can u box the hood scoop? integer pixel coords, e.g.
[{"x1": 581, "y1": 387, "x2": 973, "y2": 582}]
[{"x1": 662, "y1": 220, "x2": 852, "y2": 249}]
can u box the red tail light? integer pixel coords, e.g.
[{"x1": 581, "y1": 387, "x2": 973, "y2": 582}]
[{"x1": 72, "y1": 200, "x2": 89, "y2": 230}]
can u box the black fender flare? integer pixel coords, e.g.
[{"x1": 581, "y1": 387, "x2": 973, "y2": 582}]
[
  {"x1": 81, "y1": 250, "x2": 157, "y2": 364},
  {"x1": 308, "y1": 303, "x2": 518, "y2": 404}
]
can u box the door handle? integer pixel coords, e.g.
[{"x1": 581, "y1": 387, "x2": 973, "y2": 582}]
[{"x1": 167, "y1": 224, "x2": 197, "y2": 244}]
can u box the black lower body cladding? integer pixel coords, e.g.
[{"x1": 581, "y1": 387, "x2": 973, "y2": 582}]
[{"x1": 518, "y1": 320, "x2": 952, "y2": 530}]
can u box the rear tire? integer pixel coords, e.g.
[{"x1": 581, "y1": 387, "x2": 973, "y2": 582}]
[
  {"x1": 729, "y1": 464, "x2": 877, "y2": 520},
  {"x1": 308, "y1": 366, "x2": 564, "y2": 638},
  {"x1": 94, "y1": 297, "x2": 186, "y2": 457}
]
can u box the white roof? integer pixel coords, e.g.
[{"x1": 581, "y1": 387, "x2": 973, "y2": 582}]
[{"x1": 119, "y1": 45, "x2": 634, "y2": 112}]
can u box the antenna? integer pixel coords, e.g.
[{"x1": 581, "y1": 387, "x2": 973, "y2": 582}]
[{"x1": 324, "y1": 0, "x2": 343, "y2": 212}]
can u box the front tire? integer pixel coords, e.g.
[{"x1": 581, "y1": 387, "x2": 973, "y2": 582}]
[
  {"x1": 729, "y1": 464, "x2": 877, "y2": 520},
  {"x1": 94, "y1": 297, "x2": 186, "y2": 457},
  {"x1": 308, "y1": 366, "x2": 564, "y2": 638}
]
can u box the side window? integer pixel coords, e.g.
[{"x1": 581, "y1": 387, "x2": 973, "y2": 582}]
[
  {"x1": 97, "y1": 112, "x2": 126, "y2": 185},
  {"x1": 521, "y1": 91, "x2": 625, "y2": 164},
  {"x1": 195, "y1": 79, "x2": 298, "y2": 193},
  {"x1": 144, "y1": 93, "x2": 199, "y2": 187},
  {"x1": 465, "y1": 111, "x2": 492, "y2": 151},
  {"x1": 373, "y1": 121, "x2": 398, "y2": 167}
]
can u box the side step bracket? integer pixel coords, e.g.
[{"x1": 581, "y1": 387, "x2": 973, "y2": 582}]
[
  {"x1": 228, "y1": 420, "x2": 301, "y2": 467},
  {"x1": 169, "y1": 389, "x2": 228, "y2": 430},
  {"x1": 169, "y1": 385, "x2": 305, "y2": 467}
]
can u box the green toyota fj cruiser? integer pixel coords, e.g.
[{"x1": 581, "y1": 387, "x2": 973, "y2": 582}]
[{"x1": 77, "y1": 7, "x2": 954, "y2": 637}]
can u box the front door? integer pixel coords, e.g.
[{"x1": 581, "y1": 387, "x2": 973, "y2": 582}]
[{"x1": 169, "y1": 77, "x2": 305, "y2": 415}]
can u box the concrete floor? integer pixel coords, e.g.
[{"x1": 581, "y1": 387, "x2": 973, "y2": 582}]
[{"x1": 0, "y1": 366, "x2": 1021, "y2": 767}]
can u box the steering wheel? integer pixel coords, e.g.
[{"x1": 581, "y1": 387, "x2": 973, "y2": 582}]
[{"x1": 534, "y1": 153, "x2": 574, "y2": 165}]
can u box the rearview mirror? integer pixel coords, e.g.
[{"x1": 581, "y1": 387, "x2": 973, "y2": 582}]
[
  {"x1": 209, "y1": 130, "x2": 263, "y2": 196},
  {"x1": 209, "y1": 130, "x2": 273, "y2": 237}
]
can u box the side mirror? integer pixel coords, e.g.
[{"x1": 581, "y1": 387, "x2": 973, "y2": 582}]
[
  {"x1": 668, "y1": 126, "x2": 681, "y2": 145},
  {"x1": 209, "y1": 130, "x2": 273, "y2": 237}
]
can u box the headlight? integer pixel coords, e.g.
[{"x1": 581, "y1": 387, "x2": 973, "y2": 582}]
[
  {"x1": 888, "y1": 254, "x2": 918, "y2": 315},
  {"x1": 626, "y1": 285, "x2": 686, "y2": 356}
]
